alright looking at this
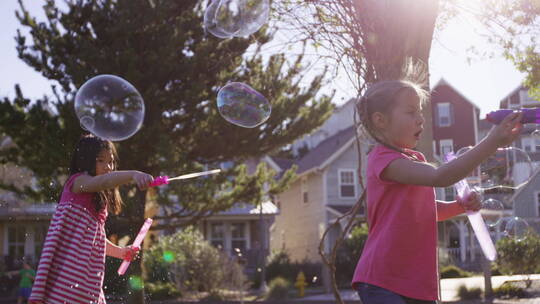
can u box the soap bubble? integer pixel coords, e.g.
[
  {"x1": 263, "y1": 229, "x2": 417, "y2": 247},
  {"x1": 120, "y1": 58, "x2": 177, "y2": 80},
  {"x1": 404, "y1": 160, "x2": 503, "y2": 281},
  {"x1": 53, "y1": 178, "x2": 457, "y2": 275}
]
[
  {"x1": 74, "y1": 75, "x2": 145, "y2": 141},
  {"x1": 481, "y1": 198, "x2": 504, "y2": 228},
  {"x1": 503, "y1": 216, "x2": 529, "y2": 241},
  {"x1": 217, "y1": 82, "x2": 271, "y2": 128},
  {"x1": 204, "y1": 0, "x2": 270, "y2": 38},
  {"x1": 456, "y1": 146, "x2": 533, "y2": 207},
  {"x1": 215, "y1": 0, "x2": 244, "y2": 36},
  {"x1": 204, "y1": 0, "x2": 235, "y2": 38},
  {"x1": 232, "y1": 0, "x2": 270, "y2": 37}
]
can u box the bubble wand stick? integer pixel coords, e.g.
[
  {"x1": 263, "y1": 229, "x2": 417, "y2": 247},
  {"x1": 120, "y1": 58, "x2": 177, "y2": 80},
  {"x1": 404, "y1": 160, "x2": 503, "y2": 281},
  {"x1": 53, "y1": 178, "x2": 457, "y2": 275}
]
[
  {"x1": 149, "y1": 169, "x2": 221, "y2": 187},
  {"x1": 117, "y1": 218, "x2": 153, "y2": 275},
  {"x1": 445, "y1": 153, "x2": 496, "y2": 261}
]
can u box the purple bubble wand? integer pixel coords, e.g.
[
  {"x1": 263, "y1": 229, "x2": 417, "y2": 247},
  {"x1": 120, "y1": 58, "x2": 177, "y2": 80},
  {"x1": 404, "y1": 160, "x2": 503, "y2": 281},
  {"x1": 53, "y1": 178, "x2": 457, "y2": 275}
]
[{"x1": 445, "y1": 153, "x2": 497, "y2": 261}]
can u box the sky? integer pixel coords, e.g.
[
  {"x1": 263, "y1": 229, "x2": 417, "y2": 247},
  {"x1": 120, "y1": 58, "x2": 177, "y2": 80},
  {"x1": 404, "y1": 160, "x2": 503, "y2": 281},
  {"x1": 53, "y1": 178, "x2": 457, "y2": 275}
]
[{"x1": 0, "y1": 0, "x2": 527, "y2": 117}]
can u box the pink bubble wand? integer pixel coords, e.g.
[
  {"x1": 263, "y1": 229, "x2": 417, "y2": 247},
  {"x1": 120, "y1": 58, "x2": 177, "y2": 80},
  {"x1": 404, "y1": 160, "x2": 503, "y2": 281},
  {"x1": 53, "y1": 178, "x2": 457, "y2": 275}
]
[
  {"x1": 117, "y1": 218, "x2": 153, "y2": 275},
  {"x1": 149, "y1": 169, "x2": 222, "y2": 187},
  {"x1": 445, "y1": 153, "x2": 496, "y2": 261}
]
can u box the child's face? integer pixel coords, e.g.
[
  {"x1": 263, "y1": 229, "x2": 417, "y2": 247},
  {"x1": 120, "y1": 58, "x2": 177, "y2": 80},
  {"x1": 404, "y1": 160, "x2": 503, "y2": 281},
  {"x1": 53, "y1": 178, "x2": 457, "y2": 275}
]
[
  {"x1": 96, "y1": 149, "x2": 114, "y2": 176},
  {"x1": 379, "y1": 90, "x2": 424, "y2": 149}
]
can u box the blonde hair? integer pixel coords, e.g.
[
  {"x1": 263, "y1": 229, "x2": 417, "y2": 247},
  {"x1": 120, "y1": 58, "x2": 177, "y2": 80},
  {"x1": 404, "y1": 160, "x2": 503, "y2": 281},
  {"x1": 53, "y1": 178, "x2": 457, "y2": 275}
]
[{"x1": 356, "y1": 80, "x2": 429, "y2": 153}]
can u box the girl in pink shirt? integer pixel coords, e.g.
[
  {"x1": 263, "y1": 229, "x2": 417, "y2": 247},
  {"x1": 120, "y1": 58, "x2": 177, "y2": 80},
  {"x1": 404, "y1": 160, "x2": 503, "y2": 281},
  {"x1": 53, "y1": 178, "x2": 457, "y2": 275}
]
[
  {"x1": 30, "y1": 135, "x2": 154, "y2": 304},
  {"x1": 351, "y1": 80, "x2": 523, "y2": 303}
]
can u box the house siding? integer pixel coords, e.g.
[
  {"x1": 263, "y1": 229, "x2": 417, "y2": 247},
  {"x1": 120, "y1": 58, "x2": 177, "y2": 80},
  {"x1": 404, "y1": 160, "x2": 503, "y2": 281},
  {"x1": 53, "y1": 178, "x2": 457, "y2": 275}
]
[
  {"x1": 431, "y1": 84, "x2": 478, "y2": 155},
  {"x1": 327, "y1": 143, "x2": 360, "y2": 204},
  {"x1": 270, "y1": 173, "x2": 326, "y2": 262}
]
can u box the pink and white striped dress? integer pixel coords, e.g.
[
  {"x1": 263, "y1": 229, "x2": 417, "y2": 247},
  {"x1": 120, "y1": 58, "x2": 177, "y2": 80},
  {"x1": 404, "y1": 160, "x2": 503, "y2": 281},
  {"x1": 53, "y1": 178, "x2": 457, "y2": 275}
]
[{"x1": 30, "y1": 173, "x2": 108, "y2": 304}]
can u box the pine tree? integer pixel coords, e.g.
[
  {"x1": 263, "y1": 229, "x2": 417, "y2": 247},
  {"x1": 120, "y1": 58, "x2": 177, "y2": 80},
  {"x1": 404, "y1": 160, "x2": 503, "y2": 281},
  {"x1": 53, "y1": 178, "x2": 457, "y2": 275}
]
[{"x1": 0, "y1": 0, "x2": 333, "y2": 301}]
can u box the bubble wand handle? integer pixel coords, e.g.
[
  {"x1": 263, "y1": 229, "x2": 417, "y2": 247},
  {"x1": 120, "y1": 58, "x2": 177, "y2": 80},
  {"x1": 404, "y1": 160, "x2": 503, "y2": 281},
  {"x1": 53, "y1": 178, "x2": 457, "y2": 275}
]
[
  {"x1": 117, "y1": 218, "x2": 153, "y2": 275},
  {"x1": 446, "y1": 153, "x2": 497, "y2": 261},
  {"x1": 149, "y1": 176, "x2": 169, "y2": 187},
  {"x1": 486, "y1": 108, "x2": 539, "y2": 124}
]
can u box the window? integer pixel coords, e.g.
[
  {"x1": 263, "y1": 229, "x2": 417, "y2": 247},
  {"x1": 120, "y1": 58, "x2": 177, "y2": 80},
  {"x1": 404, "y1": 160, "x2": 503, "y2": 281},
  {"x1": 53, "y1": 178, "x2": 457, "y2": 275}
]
[
  {"x1": 339, "y1": 170, "x2": 356, "y2": 198},
  {"x1": 34, "y1": 225, "x2": 48, "y2": 259},
  {"x1": 7, "y1": 226, "x2": 26, "y2": 259},
  {"x1": 444, "y1": 187, "x2": 455, "y2": 201},
  {"x1": 522, "y1": 138, "x2": 533, "y2": 152},
  {"x1": 437, "y1": 103, "x2": 453, "y2": 127},
  {"x1": 230, "y1": 223, "x2": 247, "y2": 255},
  {"x1": 301, "y1": 177, "x2": 308, "y2": 204},
  {"x1": 209, "y1": 223, "x2": 225, "y2": 249},
  {"x1": 439, "y1": 139, "x2": 454, "y2": 157}
]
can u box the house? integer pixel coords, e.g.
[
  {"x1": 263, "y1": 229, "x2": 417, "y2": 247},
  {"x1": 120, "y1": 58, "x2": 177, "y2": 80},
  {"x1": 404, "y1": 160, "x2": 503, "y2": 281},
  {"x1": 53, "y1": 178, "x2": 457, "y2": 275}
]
[{"x1": 499, "y1": 85, "x2": 540, "y2": 235}]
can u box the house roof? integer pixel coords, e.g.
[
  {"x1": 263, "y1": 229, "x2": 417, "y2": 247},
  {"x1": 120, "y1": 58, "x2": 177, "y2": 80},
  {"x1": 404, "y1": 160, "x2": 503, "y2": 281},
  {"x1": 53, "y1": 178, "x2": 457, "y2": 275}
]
[
  {"x1": 327, "y1": 204, "x2": 363, "y2": 216},
  {"x1": 499, "y1": 84, "x2": 524, "y2": 107},
  {"x1": 268, "y1": 126, "x2": 356, "y2": 176},
  {"x1": 0, "y1": 200, "x2": 56, "y2": 219},
  {"x1": 216, "y1": 200, "x2": 278, "y2": 216},
  {"x1": 432, "y1": 78, "x2": 481, "y2": 111}
]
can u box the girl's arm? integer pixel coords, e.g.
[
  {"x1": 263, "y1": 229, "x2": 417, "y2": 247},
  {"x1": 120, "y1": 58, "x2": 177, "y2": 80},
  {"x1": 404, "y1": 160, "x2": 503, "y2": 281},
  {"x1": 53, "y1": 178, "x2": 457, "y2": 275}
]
[
  {"x1": 382, "y1": 112, "x2": 522, "y2": 187},
  {"x1": 437, "y1": 192, "x2": 482, "y2": 221},
  {"x1": 72, "y1": 170, "x2": 153, "y2": 193},
  {"x1": 106, "y1": 239, "x2": 140, "y2": 260},
  {"x1": 106, "y1": 239, "x2": 124, "y2": 259}
]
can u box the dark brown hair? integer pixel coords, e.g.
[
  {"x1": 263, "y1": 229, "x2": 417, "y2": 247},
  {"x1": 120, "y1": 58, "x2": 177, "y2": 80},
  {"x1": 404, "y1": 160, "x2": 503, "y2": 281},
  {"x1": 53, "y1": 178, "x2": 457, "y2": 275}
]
[{"x1": 69, "y1": 135, "x2": 123, "y2": 214}]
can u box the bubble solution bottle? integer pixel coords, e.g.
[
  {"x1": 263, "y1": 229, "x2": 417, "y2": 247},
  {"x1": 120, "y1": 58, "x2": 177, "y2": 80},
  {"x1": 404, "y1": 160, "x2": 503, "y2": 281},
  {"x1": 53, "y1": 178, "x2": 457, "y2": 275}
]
[{"x1": 486, "y1": 108, "x2": 540, "y2": 124}]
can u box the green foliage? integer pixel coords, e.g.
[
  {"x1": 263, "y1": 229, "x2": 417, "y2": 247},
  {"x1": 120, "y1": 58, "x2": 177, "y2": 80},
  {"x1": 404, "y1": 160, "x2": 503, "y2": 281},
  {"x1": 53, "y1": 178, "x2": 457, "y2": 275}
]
[
  {"x1": 336, "y1": 223, "x2": 368, "y2": 286},
  {"x1": 144, "y1": 227, "x2": 246, "y2": 294},
  {"x1": 496, "y1": 230, "x2": 540, "y2": 279},
  {"x1": 493, "y1": 282, "x2": 527, "y2": 299},
  {"x1": 200, "y1": 290, "x2": 225, "y2": 302},
  {"x1": 0, "y1": 0, "x2": 333, "y2": 228},
  {"x1": 457, "y1": 284, "x2": 482, "y2": 300},
  {"x1": 264, "y1": 250, "x2": 321, "y2": 288},
  {"x1": 440, "y1": 265, "x2": 474, "y2": 278},
  {"x1": 144, "y1": 282, "x2": 181, "y2": 301},
  {"x1": 265, "y1": 277, "x2": 290, "y2": 300}
]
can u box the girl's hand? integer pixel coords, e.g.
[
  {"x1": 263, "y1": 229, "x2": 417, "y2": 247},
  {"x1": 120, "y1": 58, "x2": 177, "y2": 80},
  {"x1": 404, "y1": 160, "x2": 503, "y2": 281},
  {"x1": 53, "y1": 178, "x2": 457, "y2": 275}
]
[
  {"x1": 132, "y1": 171, "x2": 154, "y2": 190},
  {"x1": 121, "y1": 245, "x2": 140, "y2": 261},
  {"x1": 458, "y1": 191, "x2": 482, "y2": 212},
  {"x1": 487, "y1": 111, "x2": 523, "y2": 148}
]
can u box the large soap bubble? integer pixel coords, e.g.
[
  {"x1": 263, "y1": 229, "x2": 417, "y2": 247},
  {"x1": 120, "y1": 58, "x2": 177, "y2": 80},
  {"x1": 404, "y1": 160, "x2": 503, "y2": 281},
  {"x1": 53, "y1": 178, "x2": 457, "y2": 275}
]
[
  {"x1": 217, "y1": 82, "x2": 271, "y2": 128},
  {"x1": 204, "y1": 0, "x2": 270, "y2": 38},
  {"x1": 502, "y1": 216, "x2": 530, "y2": 242},
  {"x1": 74, "y1": 75, "x2": 145, "y2": 141}
]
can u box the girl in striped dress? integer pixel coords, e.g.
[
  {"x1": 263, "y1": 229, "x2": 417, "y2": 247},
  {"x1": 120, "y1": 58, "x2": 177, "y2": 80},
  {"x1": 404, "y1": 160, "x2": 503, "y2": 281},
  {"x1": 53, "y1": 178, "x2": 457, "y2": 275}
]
[{"x1": 29, "y1": 135, "x2": 154, "y2": 304}]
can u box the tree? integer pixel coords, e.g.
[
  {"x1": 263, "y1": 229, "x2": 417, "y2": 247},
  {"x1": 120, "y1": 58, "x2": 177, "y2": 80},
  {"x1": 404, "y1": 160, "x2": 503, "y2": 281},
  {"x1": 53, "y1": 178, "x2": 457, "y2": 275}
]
[
  {"x1": 496, "y1": 230, "x2": 540, "y2": 288},
  {"x1": 478, "y1": 0, "x2": 540, "y2": 98},
  {"x1": 0, "y1": 0, "x2": 333, "y2": 301}
]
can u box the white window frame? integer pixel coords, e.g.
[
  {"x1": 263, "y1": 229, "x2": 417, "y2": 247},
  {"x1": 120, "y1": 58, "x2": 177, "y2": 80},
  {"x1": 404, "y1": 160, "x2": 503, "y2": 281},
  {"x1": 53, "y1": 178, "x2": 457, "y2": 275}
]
[
  {"x1": 437, "y1": 103, "x2": 452, "y2": 127},
  {"x1": 207, "y1": 222, "x2": 251, "y2": 255},
  {"x1": 439, "y1": 139, "x2": 454, "y2": 157},
  {"x1": 4, "y1": 225, "x2": 27, "y2": 259},
  {"x1": 338, "y1": 169, "x2": 356, "y2": 199}
]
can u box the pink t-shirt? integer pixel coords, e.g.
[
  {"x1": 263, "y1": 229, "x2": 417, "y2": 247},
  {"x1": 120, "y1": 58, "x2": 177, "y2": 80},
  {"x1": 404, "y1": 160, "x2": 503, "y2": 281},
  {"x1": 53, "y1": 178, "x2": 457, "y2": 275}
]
[{"x1": 351, "y1": 145, "x2": 438, "y2": 300}]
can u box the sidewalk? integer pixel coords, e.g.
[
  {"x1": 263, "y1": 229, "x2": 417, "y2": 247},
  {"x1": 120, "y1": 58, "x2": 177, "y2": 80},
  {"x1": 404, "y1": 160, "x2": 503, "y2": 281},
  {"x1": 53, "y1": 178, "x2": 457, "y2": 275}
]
[
  {"x1": 441, "y1": 274, "x2": 540, "y2": 302},
  {"x1": 298, "y1": 274, "x2": 540, "y2": 303}
]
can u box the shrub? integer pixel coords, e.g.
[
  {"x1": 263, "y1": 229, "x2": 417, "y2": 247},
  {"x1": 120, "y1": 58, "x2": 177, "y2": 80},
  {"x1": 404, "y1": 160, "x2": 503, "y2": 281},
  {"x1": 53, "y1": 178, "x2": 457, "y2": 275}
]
[
  {"x1": 144, "y1": 227, "x2": 246, "y2": 294},
  {"x1": 200, "y1": 290, "x2": 225, "y2": 302},
  {"x1": 457, "y1": 284, "x2": 482, "y2": 300},
  {"x1": 496, "y1": 230, "x2": 540, "y2": 288},
  {"x1": 440, "y1": 265, "x2": 473, "y2": 278},
  {"x1": 265, "y1": 277, "x2": 290, "y2": 300},
  {"x1": 145, "y1": 282, "x2": 181, "y2": 300},
  {"x1": 263, "y1": 250, "x2": 321, "y2": 287},
  {"x1": 493, "y1": 282, "x2": 527, "y2": 299}
]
